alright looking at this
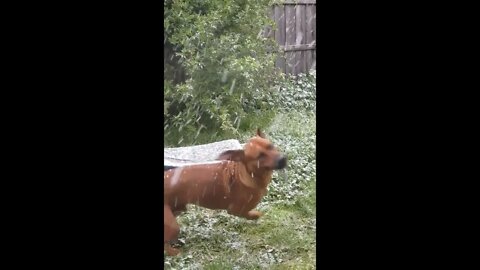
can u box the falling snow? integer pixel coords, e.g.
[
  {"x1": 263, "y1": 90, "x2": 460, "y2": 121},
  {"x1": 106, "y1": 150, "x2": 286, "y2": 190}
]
[
  {"x1": 170, "y1": 167, "x2": 184, "y2": 187},
  {"x1": 229, "y1": 79, "x2": 236, "y2": 94}
]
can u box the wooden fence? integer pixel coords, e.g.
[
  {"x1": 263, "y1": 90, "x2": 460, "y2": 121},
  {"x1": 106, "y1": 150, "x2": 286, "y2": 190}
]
[{"x1": 267, "y1": 0, "x2": 316, "y2": 75}]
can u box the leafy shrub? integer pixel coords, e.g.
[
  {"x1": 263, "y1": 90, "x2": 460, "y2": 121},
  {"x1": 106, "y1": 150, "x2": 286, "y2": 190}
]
[
  {"x1": 164, "y1": 0, "x2": 281, "y2": 145},
  {"x1": 266, "y1": 70, "x2": 316, "y2": 113},
  {"x1": 259, "y1": 111, "x2": 316, "y2": 206}
]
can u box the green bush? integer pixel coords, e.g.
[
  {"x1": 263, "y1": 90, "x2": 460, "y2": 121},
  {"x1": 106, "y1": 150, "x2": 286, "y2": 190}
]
[
  {"x1": 164, "y1": 0, "x2": 281, "y2": 145},
  {"x1": 260, "y1": 111, "x2": 316, "y2": 206},
  {"x1": 267, "y1": 70, "x2": 316, "y2": 113}
]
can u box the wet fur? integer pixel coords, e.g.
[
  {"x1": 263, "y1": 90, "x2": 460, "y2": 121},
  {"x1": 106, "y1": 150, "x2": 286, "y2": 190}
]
[{"x1": 163, "y1": 129, "x2": 287, "y2": 256}]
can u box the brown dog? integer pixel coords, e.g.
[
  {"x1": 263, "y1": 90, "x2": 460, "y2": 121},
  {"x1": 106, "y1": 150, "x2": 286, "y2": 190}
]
[{"x1": 163, "y1": 129, "x2": 287, "y2": 256}]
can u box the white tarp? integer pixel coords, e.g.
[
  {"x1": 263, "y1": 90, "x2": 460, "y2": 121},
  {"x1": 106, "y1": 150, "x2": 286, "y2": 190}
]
[{"x1": 164, "y1": 139, "x2": 243, "y2": 167}]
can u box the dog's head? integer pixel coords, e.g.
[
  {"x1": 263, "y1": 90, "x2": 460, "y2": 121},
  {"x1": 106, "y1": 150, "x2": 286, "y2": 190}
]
[{"x1": 217, "y1": 128, "x2": 287, "y2": 171}]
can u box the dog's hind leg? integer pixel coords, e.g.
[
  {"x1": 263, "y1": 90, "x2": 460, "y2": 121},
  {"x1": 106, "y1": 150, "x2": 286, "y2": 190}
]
[{"x1": 164, "y1": 204, "x2": 181, "y2": 256}]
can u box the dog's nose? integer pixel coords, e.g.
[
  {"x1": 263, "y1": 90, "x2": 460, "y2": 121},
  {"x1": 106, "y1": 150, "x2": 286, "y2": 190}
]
[{"x1": 275, "y1": 156, "x2": 287, "y2": 169}]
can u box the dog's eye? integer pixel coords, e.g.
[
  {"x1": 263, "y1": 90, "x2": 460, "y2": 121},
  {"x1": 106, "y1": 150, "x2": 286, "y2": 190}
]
[{"x1": 258, "y1": 153, "x2": 266, "y2": 159}]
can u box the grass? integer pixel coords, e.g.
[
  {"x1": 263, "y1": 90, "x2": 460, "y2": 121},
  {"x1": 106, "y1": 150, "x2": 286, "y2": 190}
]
[
  {"x1": 165, "y1": 203, "x2": 316, "y2": 270},
  {"x1": 164, "y1": 73, "x2": 316, "y2": 269}
]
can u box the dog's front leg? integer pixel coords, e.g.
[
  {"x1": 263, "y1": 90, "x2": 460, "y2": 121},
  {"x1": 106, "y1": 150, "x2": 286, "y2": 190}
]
[
  {"x1": 244, "y1": 210, "x2": 263, "y2": 220},
  {"x1": 227, "y1": 205, "x2": 263, "y2": 220}
]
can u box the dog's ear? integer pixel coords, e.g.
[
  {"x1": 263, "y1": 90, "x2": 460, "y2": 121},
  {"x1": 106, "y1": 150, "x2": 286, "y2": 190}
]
[
  {"x1": 217, "y1": 150, "x2": 245, "y2": 162},
  {"x1": 256, "y1": 128, "x2": 266, "y2": 138}
]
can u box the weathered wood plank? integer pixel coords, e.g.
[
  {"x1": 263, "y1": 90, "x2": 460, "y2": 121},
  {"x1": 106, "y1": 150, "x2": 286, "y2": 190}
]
[
  {"x1": 282, "y1": 43, "x2": 316, "y2": 52},
  {"x1": 274, "y1": 5, "x2": 286, "y2": 73},
  {"x1": 311, "y1": 50, "x2": 316, "y2": 71},
  {"x1": 295, "y1": 4, "x2": 306, "y2": 74},
  {"x1": 311, "y1": 5, "x2": 316, "y2": 44},
  {"x1": 302, "y1": 4, "x2": 308, "y2": 73},
  {"x1": 285, "y1": 5, "x2": 296, "y2": 75},
  {"x1": 311, "y1": 5, "x2": 316, "y2": 72},
  {"x1": 305, "y1": 4, "x2": 315, "y2": 72}
]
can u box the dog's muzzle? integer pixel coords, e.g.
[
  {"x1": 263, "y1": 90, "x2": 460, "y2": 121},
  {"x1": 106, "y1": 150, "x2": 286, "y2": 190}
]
[{"x1": 275, "y1": 156, "x2": 287, "y2": 170}]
